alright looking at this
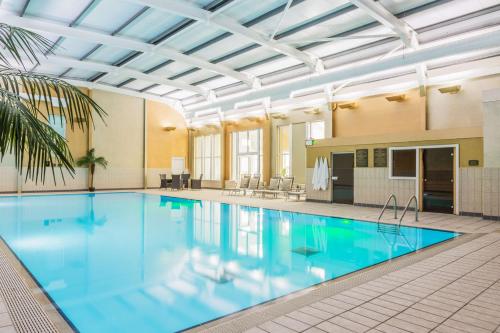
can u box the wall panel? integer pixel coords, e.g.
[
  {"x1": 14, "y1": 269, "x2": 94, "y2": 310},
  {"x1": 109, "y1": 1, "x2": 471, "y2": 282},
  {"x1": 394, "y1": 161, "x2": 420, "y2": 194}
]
[{"x1": 91, "y1": 90, "x2": 144, "y2": 189}]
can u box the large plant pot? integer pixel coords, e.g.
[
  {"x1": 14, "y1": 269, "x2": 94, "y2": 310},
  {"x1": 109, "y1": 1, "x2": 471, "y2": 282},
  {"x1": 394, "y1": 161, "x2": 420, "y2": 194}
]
[{"x1": 89, "y1": 187, "x2": 95, "y2": 192}]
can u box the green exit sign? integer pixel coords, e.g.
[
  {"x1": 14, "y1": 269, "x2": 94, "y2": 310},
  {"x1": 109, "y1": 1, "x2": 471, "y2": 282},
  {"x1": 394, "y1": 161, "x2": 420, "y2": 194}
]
[{"x1": 305, "y1": 139, "x2": 315, "y2": 146}]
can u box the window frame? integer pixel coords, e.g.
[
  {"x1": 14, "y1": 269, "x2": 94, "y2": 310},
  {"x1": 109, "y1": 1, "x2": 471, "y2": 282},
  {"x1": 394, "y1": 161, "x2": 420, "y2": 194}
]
[
  {"x1": 48, "y1": 115, "x2": 66, "y2": 138},
  {"x1": 306, "y1": 120, "x2": 325, "y2": 140},
  {"x1": 231, "y1": 129, "x2": 263, "y2": 179},
  {"x1": 194, "y1": 133, "x2": 221, "y2": 181},
  {"x1": 388, "y1": 147, "x2": 418, "y2": 180}
]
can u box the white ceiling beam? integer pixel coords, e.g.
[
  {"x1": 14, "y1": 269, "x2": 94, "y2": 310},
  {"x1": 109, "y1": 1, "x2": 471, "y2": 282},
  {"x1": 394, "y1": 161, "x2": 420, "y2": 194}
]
[
  {"x1": 348, "y1": 0, "x2": 418, "y2": 47},
  {"x1": 279, "y1": 34, "x2": 398, "y2": 44},
  {"x1": 43, "y1": 55, "x2": 208, "y2": 96},
  {"x1": 0, "y1": 11, "x2": 254, "y2": 86},
  {"x1": 348, "y1": 0, "x2": 427, "y2": 94},
  {"x1": 97, "y1": 0, "x2": 253, "y2": 85},
  {"x1": 184, "y1": 27, "x2": 500, "y2": 113},
  {"x1": 123, "y1": 0, "x2": 322, "y2": 71},
  {"x1": 270, "y1": 0, "x2": 293, "y2": 40},
  {"x1": 64, "y1": 78, "x2": 179, "y2": 108}
]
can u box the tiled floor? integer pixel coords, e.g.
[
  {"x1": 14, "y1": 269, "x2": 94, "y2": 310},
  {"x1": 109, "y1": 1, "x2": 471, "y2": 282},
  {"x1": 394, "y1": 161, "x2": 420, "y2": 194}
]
[
  {"x1": 0, "y1": 189, "x2": 499, "y2": 333},
  {"x1": 237, "y1": 232, "x2": 500, "y2": 333}
]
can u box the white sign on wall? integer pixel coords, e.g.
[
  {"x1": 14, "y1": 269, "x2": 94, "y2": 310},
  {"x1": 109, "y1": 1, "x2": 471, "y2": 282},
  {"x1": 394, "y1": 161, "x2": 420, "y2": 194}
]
[{"x1": 172, "y1": 157, "x2": 185, "y2": 175}]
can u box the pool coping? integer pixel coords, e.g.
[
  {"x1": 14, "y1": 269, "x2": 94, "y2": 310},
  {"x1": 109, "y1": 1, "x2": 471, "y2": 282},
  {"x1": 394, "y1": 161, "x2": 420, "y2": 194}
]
[{"x1": 0, "y1": 191, "x2": 484, "y2": 333}]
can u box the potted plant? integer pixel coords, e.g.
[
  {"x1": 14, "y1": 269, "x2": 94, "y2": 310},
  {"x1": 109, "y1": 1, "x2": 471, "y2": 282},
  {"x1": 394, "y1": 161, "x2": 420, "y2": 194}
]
[
  {"x1": 0, "y1": 23, "x2": 106, "y2": 183},
  {"x1": 76, "y1": 149, "x2": 108, "y2": 192}
]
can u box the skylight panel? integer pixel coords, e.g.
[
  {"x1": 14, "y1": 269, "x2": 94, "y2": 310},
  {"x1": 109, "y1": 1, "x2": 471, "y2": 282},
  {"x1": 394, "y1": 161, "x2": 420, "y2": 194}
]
[
  {"x1": 77, "y1": 0, "x2": 144, "y2": 34},
  {"x1": 85, "y1": 46, "x2": 132, "y2": 64},
  {"x1": 24, "y1": 0, "x2": 94, "y2": 25},
  {"x1": 118, "y1": 9, "x2": 189, "y2": 43},
  {"x1": 56, "y1": 38, "x2": 99, "y2": 59}
]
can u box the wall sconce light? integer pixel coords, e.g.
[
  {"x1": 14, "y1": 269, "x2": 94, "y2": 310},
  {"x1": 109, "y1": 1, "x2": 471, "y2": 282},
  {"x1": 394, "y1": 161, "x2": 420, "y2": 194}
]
[
  {"x1": 244, "y1": 116, "x2": 263, "y2": 122},
  {"x1": 271, "y1": 113, "x2": 288, "y2": 119},
  {"x1": 205, "y1": 124, "x2": 220, "y2": 129},
  {"x1": 338, "y1": 102, "x2": 358, "y2": 109},
  {"x1": 163, "y1": 126, "x2": 176, "y2": 132},
  {"x1": 438, "y1": 85, "x2": 461, "y2": 94},
  {"x1": 385, "y1": 94, "x2": 407, "y2": 102},
  {"x1": 303, "y1": 108, "x2": 322, "y2": 115}
]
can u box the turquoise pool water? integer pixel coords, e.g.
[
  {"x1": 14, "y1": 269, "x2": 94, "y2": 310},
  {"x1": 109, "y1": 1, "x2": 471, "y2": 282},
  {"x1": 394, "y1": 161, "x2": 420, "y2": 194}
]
[{"x1": 0, "y1": 192, "x2": 458, "y2": 332}]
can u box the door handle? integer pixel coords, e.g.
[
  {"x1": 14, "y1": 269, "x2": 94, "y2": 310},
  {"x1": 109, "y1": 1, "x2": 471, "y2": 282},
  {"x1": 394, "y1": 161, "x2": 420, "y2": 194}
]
[{"x1": 332, "y1": 176, "x2": 338, "y2": 181}]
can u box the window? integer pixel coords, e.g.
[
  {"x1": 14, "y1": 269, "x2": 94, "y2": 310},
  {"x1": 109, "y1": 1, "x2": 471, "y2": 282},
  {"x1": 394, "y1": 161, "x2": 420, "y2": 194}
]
[
  {"x1": 231, "y1": 129, "x2": 263, "y2": 179},
  {"x1": 193, "y1": 203, "x2": 220, "y2": 246},
  {"x1": 391, "y1": 149, "x2": 417, "y2": 178},
  {"x1": 194, "y1": 134, "x2": 221, "y2": 180},
  {"x1": 278, "y1": 125, "x2": 290, "y2": 176},
  {"x1": 48, "y1": 115, "x2": 66, "y2": 137},
  {"x1": 306, "y1": 121, "x2": 325, "y2": 140}
]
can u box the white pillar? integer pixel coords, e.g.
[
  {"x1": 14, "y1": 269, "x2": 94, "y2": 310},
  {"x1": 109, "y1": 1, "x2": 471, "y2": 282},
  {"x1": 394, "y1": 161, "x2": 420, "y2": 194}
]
[{"x1": 483, "y1": 89, "x2": 500, "y2": 168}]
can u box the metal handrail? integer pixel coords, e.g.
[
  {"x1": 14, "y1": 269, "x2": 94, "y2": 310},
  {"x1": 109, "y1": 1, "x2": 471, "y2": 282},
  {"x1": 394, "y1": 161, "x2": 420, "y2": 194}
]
[
  {"x1": 399, "y1": 195, "x2": 419, "y2": 225},
  {"x1": 378, "y1": 194, "x2": 398, "y2": 223}
]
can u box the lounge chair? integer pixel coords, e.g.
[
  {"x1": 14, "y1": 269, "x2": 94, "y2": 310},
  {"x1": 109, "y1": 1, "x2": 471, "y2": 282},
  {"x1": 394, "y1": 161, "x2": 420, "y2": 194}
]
[
  {"x1": 243, "y1": 175, "x2": 261, "y2": 196},
  {"x1": 253, "y1": 176, "x2": 281, "y2": 198},
  {"x1": 171, "y1": 174, "x2": 182, "y2": 190},
  {"x1": 223, "y1": 175, "x2": 250, "y2": 195},
  {"x1": 262, "y1": 176, "x2": 294, "y2": 198},
  {"x1": 191, "y1": 174, "x2": 203, "y2": 190}
]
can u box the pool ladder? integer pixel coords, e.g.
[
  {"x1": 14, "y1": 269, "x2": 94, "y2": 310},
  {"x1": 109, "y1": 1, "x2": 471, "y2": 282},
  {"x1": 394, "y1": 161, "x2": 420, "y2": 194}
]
[
  {"x1": 378, "y1": 194, "x2": 398, "y2": 223},
  {"x1": 377, "y1": 194, "x2": 419, "y2": 233},
  {"x1": 377, "y1": 194, "x2": 399, "y2": 234},
  {"x1": 399, "y1": 195, "x2": 419, "y2": 225}
]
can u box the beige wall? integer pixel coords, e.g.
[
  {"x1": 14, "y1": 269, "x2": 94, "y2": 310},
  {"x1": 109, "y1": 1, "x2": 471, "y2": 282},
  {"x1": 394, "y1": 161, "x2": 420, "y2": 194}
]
[
  {"x1": 427, "y1": 76, "x2": 500, "y2": 130},
  {"x1": 90, "y1": 90, "x2": 144, "y2": 189},
  {"x1": 146, "y1": 100, "x2": 188, "y2": 187},
  {"x1": 271, "y1": 104, "x2": 332, "y2": 181},
  {"x1": 483, "y1": 93, "x2": 500, "y2": 168},
  {"x1": 291, "y1": 123, "x2": 306, "y2": 184},
  {"x1": 333, "y1": 89, "x2": 426, "y2": 137},
  {"x1": 307, "y1": 129, "x2": 483, "y2": 168},
  {"x1": 146, "y1": 100, "x2": 188, "y2": 169}
]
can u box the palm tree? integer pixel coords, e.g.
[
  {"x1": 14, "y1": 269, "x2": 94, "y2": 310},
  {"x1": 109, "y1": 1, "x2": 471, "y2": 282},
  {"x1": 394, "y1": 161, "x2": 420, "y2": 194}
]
[
  {"x1": 76, "y1": 149, "x2": 107, "y2": 192},
  {"x1": 0, "y1": 23, "x2": 106, "y2": 184}
]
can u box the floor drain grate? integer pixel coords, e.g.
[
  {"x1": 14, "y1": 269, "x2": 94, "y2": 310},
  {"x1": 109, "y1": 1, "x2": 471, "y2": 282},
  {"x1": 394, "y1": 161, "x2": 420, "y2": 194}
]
[
  {"x1": 292, "y1": 247, "x2": 320, "y2": 257},
  {"x1": 0, "y1": 252, "x2": 59, "y2": 333}
]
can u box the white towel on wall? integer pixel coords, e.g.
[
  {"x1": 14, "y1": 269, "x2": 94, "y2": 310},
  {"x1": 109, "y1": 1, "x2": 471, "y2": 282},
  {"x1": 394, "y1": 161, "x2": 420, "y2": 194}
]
[
  {"x1": 321, "y1": 157, "x2": 328, "y2": 191},
  {"x1": 312, "y1": 158, "x2": 319, "y2": 190},
  {"x1": 319, "y1": 157, "x2": 324, "y2": 191}
]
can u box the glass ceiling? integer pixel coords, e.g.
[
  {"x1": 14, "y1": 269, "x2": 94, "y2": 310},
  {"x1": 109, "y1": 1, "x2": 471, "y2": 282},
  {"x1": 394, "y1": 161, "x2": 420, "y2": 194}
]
[{"x1": 1, "y1": 0, "x2": 499, "y2": 114}]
